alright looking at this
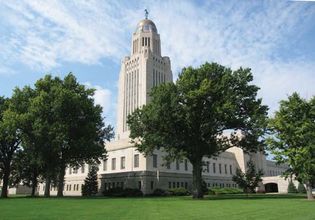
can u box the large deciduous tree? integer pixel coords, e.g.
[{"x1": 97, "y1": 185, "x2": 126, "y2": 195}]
[
  {"x1": 30, "y1": 74, "x2": 113, "y2": 197},
  {"x1": 9, "y1": 87, "x2": 43, "y2": 197},
  {"x1": 128, "y1": 62, "x2": 268, "y2": 199},
  {"x1": 267, "y1": 93, "x2": 315, "y2": 200},
  {"x1": 0, "y1": 97, "x2": 23, "y2": 198}
]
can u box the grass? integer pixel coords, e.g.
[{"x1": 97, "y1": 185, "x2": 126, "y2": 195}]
[{"x1": 0, "y1": 194, "x2": 314, "y2": 220}]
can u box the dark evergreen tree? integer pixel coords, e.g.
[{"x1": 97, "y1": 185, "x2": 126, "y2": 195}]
[
  {"x1": 287, "y1": 181, "x2": 297, "y2": 193},
  {"x1": 232, "y1": 160, "x2": 264, "y2": 193},
  {"x1": 82, "y1": 166, "x2": 98, "y2": 196}
]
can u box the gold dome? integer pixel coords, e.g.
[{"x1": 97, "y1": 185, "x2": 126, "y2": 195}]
[{"x1": 135, "y1": 19, "x2": 157, "y2": 33}]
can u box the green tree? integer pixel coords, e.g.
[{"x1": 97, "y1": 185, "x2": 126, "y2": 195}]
[
  {"x1": 0, "y1": 97, "x2": 23, "y2": 198},
  {"x1": 232, "y1": 160, "x2": 264, "y2": 193},
  {"x1": 10, "y1": 149, "x2": 43, "y2": 197},
  {"x1": 82, "y1": 166, "x2": 98, "y2": 196},
  {"x1": 267, "y1": 93, "x2": 315, "y2": 200},
  {"x1": 128, "y1": 62, "x2": 268, "y2": 198},
  {"x1": 287, "y1": 180, "x2": 297, "y2": 193},
  {"x1": 29, "y1": 74, "x2": 113, "y2": 197},
  {"x1": 9, "y1": 87, "x2": 43, "y2": 197}
]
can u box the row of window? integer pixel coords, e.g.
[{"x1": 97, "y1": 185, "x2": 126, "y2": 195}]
[
  {"x1": 39, "y1": 183, "x2": 82, "y2": 192},
  {"x1": 67, "y1": 154, "x2": 234, "y2": 176},
  {"x1": 132, "y1": 37, "x2": 161, "y2": 54},
  {"x1": 65, "y1": 184, "x2": 80, "y2": 191},
  {"x1": 102, "y1": 154, "x2": 140, "y2": 171}
]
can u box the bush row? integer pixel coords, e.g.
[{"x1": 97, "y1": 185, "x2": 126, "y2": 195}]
[
  {"x1": 102, "y1": 187, "x2": 143, "y2": 197},
  {"x1": 208, "y1": 187, "x2": 243, "y2": 195},
  {"x1": 102, "y1": 187, "x2": 243, "y2": 197}
]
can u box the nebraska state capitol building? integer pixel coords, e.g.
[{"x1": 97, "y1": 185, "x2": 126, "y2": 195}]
[{"x1": 36, "y1": 16, "x2": 293, "y2": 196}]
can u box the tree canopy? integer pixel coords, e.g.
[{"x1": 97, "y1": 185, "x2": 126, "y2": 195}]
[
  {"x1": 128, "y1": 62, "x2": 268, "y2": 198},
  {"x1": 0, "y1": 96, "x2": 23, "y2": 198},
  {"x1": 267, "y1": 92, "x2": 315, "y2": 200}
]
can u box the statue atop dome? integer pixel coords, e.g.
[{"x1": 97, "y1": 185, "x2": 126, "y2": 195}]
[{"x1": 144, "y1": 9, "x2": 149, "y2": 19}]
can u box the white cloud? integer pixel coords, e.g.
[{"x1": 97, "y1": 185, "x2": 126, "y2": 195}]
[{"x1": 84, "y1": 82, "x2": 111, "y2": 114}]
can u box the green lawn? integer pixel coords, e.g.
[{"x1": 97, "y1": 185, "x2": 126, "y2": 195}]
[{"x1": 0, "y1": 194, "x2": 314, "y2": 220}]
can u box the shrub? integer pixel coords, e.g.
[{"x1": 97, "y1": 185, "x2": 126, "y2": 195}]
[
  {"x1": 202, "y1": 181, "x2": 209, "y2": 195},
  {"x1": 123, "y1": 188, "x2": 143, "y2": 197},
  {"x1": 152, "y1": 188, "x2": 169, "y2": 197},
  {"x1": 102, "y1": 187, "x2": 143, "y2": 197},
  {"x1": 287, "y1": 181, "x2": 297, "y2": 193},
  {"x1": 102, "y1": 187, "x2": 125, "y2": 197},
  {"x1": 209, "y1": 187, "x2": 243, "y2": 195},
  {"x1": 168, "y1": 187, "x2": 190, "y2": 196},
  {"x1": 297, "y1": 182, "x2": 306, "y2": 193}
]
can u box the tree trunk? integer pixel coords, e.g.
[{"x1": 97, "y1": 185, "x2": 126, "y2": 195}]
[
  {"x1": 0, "y1": 164, "x2": 11, "y2": 198},
  {"x1": 192, "y1": 159, "x2": 203, "y2": 199},
  {"x1": 305, "y1": 181, "x2": 314, "y2": 200},
  {"x1": 44, "y1": 176, "x2": 51, "y2": 197},
  {"x1": 31, "y1": 176, "x2": 38, "y2": 197},
  {"x1": 57, "y1": 164, "x2": 66, "y2": 197}
]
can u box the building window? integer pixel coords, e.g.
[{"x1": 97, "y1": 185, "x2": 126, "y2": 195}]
[
  {"x1": 103, "y1": 159, "x2": 107, "y2": 171},
  {"x1": 181, "y1": 182, "x2": 184, "y2": 187},
  {"x1": 69, "y1": 185, "x2": 71, "y2": 191},
  {"x1": 169, "y1": 182, "x2": 172, "y2": 189},
  {"x1": 173, "y1": 182, "x2": 176, "y2": 188},
  {"x1": 225, "y1": 164, "x2": 227, "y2": 174},
  {"x1": 219, "y1": 164, "x2": 222, "y2": 174},
  {"x1": 153, "y1": 154, "x2": 157, "y2": 168},
  {"x1": 151, "y1": 181, "x2": 154, "y2": 190},
  {"x1": 112, "y1": 158, "x2": 116, "y2": 170},
  {"x1": 176, "y1": 160, "x2": 180, "y2": 170},
  {"x1": 134, "y1": 154, "x2": 139, "y2": 168},
  {"x1": 213, "y1": 163, "x2": 216, "y2": 173},
  {"x1": 185, "y1": 182, "x2": 188, "y2": 189},
  {"x1": 206, "y1": 161, "x2": 210, "y2": 173},
  {"x1": 121, "y1": 156, "x2": 125, "y2": 169},
  {"x1": 230, "y1": 165, "x2": 232, "y2": 175},
  {"x1": 81, "y1": 164, "x2": 85, "y2": 174},
  {"x1": 177, "y1": 182, "x2": 180, "y2": 188},
  {"x1": 185, "y1": 159, "x2": 188, "y2": 171},
  {"x1": 73, "y1": 167, "x2": 78, "y2": 174}
]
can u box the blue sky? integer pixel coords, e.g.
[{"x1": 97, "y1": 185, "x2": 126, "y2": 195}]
[{"x1": 0, "y1": 0, "x2": 315, "y2": 130}]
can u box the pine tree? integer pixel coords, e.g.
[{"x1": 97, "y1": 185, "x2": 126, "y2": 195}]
[
  {"x1": 232, "y1": 160, "x2": 264, "y2": 193},
  {"x1": 287, "y1": 181, "x2": 297, "y2": 193},
  {"x1": 297, "y1": 182, "x2": 307, "y2": 194},
  {"x1": 81, "y1": 166, "x2": 98, "y2": 196}
]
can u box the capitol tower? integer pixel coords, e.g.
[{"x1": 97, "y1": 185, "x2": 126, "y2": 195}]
[{"x1": 116, "y1": 14, "x2": 172, "y2": 140}]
